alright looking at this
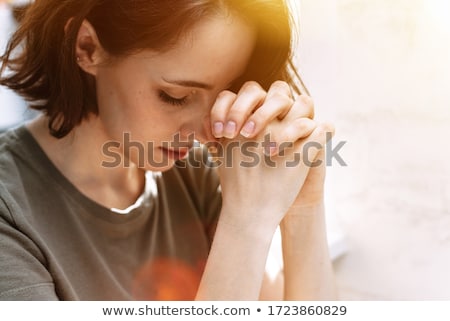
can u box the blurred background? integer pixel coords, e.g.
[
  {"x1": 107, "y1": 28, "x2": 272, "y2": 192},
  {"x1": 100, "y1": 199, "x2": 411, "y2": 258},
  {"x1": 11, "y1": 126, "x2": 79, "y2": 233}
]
[
  {"x1": 0, "y1": 0, "x2": 36, "y2": 131},
  {"x1": 293, "y1": 0, "x2": 450, "y2": 299},
  {"x1": 0, "y1": 1, "x2": 27, "y2": 131},
  {"x1": 1, "y1": 0, "x2": 449, "y2": 300}
]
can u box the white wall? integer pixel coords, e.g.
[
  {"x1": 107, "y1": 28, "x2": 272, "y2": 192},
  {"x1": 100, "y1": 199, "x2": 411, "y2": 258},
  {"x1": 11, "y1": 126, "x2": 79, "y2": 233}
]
[{"x1": 295, "y1": 0, "x2": 450, "y2": 299}]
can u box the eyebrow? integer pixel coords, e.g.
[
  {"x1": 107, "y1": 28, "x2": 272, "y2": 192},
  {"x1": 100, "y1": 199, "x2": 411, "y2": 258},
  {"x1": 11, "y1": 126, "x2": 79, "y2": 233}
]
[{"x1": 162, "y1": 77, "x2": 214, "y2": 90}]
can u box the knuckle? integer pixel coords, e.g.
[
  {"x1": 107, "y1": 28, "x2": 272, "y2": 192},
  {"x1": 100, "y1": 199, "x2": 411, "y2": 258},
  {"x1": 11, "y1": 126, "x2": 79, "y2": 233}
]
[
  {"x1": 283, "y1": 97, "x2": 295, "y2": 110},
  {"x1": 269, "y1": 91, "x2": 294, "y2": 106},
  {"x1": 270, "y1": 80, "x2": 291, "y2": 92},
  {"x1": 294, "y1": 119, "x2": 312, "y2": 133},
  {"x1": 270, "y1": 82, "x2": 292, "y2": 102},
  {"x1": 298, "y1": 94, "x2": 314, "y2": 108},
  {"x1": 314, "y1": 123, "x2": 334, "y2": 143},
  {"x1": 316, "y1": 123, "x2": 326, "y2": 135},
  {"x1": 284, "y1": 119, "x2": 311, "y2": 140},
  {"x1": 240, "y1": 81, "x2": 265, "y2": 95},
  {"x1": 217, "y1": 90, "x2": 236, "y2": 101},
  {"x1": 296, "y1": 95, "x2": 315, "y2": 117},
  {"x1": 268, "y1": 81, "x2": 293, "y2": 100}
]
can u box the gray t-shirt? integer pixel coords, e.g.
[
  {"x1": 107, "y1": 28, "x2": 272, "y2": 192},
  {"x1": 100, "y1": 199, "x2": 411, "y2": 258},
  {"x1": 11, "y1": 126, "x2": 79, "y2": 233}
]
[{"x1": 0, "y1": 126, "x2": 221, "y2": 300}]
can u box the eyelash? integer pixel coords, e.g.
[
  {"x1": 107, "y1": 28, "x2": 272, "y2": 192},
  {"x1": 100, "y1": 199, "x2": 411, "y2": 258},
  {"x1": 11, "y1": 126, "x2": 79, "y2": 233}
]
[{"x1": 158, "y1": 90, "x2": 188, "y2": 106}]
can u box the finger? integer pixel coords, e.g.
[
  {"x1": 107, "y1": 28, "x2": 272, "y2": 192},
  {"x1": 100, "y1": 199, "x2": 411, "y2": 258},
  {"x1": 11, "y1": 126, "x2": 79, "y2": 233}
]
[
  {"x1": 283, "y1": 94, "x2": 315, "y2": 122},
  {"x1": 267, "y1": 118, "x2": 317, "y2": 156},
  {"x1": 222, "y1": 81, "x2": 266, "y2": 139},
  {"x1": 295, "y1": 122, "x2": 335, "y2": 164},
  {"x1": 210, "y1": 90, "x2": 237, "y2": 138},
  {"x1": 266, "y1": 96, "x2": 315, "y2": 155},
  {"x1": 240, "y1": 82, "x2": 294, "y2": 139},
  {"x1": 265, "y1": 81, "x2": 294, "y2": 119}
]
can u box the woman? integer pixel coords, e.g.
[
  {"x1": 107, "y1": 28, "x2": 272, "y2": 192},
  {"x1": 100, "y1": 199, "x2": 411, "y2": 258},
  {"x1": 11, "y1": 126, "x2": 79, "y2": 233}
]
[{"x1": 0, "y1": 0, "x2": 336, "y2": 300}]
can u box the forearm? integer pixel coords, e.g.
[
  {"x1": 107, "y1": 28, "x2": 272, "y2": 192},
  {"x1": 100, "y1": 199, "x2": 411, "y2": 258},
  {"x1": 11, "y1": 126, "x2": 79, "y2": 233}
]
[
  {"x1": 280, "y1": 201, "x2": 337, "y2": 300},
  {"x1": 196, "y1": 207, "x2": 276, "y2": 300}
]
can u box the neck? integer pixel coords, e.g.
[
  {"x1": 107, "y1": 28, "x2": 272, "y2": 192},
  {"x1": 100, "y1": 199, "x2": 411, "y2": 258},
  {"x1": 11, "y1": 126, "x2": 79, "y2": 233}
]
[{"x1": 27, "y1": 115, "x2": 145, "y2": 210}]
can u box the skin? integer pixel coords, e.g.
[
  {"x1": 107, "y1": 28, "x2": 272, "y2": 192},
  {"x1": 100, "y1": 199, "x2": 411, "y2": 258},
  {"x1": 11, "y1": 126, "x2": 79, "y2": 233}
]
[{"x1": 28, "y1": 11, "x2": 337, "y2": 300}]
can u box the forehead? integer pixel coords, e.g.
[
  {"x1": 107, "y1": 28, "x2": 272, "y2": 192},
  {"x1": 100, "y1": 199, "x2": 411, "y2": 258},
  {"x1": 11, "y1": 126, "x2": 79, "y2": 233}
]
[{"x1": 132, "y1": 13, "x2": 256, "y2": 89}]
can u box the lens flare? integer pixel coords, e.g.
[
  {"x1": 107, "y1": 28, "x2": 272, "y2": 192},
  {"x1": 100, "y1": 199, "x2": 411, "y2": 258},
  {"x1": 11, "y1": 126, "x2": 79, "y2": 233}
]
[{"x1": 132, "y1": 258, "x2": 203, "y2": 300}]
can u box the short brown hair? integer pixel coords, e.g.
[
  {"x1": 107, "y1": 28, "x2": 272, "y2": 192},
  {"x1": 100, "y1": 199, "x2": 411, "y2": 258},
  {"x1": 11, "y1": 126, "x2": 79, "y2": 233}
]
[{"x1": 1, "y1": 0, "x2": 307, "y2": 138}]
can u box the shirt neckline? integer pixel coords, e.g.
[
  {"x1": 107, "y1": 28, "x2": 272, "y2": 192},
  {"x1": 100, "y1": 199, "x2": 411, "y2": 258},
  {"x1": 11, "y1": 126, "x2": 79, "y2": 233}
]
[{"x1": 8, "y1": 125, "x2": 156, "y2": 223}]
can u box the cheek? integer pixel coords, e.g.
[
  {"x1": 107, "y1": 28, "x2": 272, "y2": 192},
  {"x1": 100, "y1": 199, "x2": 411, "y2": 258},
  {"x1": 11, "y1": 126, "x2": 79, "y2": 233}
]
[
  {"x1": 97, "y1": 81, "x2": 169, "y2": 134},
  {"x1": 95, "y1": 70, "x2": 192, "y2": 145}
]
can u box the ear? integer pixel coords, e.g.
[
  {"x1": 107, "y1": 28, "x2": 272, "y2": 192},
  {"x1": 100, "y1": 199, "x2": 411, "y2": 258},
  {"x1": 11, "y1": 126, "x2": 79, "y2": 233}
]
[{"x1": 74, "y1": 20, "x2": 107, "y2": 76}]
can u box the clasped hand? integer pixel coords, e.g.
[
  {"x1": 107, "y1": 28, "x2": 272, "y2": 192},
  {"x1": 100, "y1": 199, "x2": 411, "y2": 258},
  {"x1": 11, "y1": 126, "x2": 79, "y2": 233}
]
[{"x1": 210, "y1": 81, "x2": 334, "y2": 230}]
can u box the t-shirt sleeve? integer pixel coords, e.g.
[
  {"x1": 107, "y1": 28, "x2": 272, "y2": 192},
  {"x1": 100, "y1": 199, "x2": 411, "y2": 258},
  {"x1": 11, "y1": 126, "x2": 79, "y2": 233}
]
[{"x1": 0, "y1": 195, "x2": 58, "y2": 300}]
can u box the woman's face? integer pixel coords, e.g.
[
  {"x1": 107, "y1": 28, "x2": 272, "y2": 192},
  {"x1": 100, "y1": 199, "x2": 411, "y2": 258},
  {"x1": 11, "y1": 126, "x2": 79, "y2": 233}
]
[{"x1": 93, "y1": 13, "x2": 256, "y2": 171}]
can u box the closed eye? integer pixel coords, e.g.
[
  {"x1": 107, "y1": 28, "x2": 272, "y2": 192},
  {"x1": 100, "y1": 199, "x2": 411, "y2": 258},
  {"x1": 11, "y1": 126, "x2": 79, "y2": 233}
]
[{"x1": 158, "y1": 90, "x2": 188, "y2": 106}]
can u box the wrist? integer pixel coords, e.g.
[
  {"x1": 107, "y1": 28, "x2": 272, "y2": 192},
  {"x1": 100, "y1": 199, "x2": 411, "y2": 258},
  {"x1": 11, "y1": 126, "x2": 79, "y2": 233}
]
[
  {"x1": 218, "y1": 204, "x2": 280, "y2": 244},
  {"x1": 286, "y1": 198, "x2": 325, "y2": 216},
  {"x1": 281, "y1": 201, "x2": 325, "y2": 236}
]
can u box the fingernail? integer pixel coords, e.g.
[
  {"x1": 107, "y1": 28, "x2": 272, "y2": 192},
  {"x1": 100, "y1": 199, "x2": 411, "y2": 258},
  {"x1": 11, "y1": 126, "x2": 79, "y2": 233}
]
[
  {"x1": 224, "y1": 121, "x2": 236, "y2": 138},
  {"x1": 213, "y1": 122, "x2": 224, "y2": 138},
  {"x1": 240, "y1": 121, "x2": 255, "y2": 138}
]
